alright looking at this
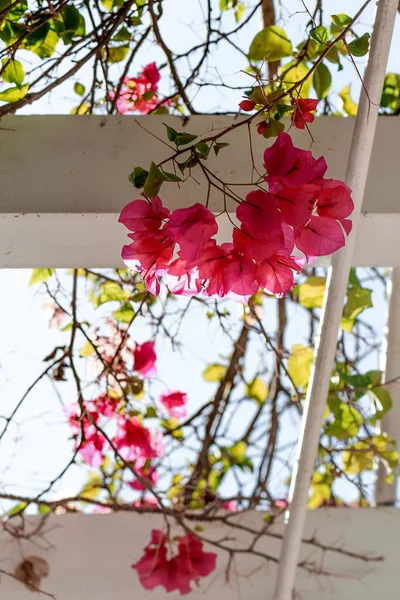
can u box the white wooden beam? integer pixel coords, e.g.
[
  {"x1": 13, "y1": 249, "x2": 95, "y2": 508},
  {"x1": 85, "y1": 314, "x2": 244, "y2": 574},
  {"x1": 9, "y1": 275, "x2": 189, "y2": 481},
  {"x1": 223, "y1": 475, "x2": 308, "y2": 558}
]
[{"x1": 0, "y1": 509, "x2": 397, "y2": 599}]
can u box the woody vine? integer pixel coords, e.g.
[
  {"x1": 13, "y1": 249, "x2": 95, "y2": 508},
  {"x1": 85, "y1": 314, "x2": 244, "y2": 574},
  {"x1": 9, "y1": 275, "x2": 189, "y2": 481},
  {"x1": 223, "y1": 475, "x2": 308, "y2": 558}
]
[{"x1": 0, "y1": 0, "x2": 399, "y2": 597}]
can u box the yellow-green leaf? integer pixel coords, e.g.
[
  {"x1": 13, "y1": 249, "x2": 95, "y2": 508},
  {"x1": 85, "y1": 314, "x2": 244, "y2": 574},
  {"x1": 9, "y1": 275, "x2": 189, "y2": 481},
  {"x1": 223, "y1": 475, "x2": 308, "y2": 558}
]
[
  {"x1": 249, "y1": 26, "x2": 293, "y2": 62},
  {"x1": 29, "y1": 268, "x2": 54, "y2": 286},
  {"x1": 280, "y1": 61, "x2": 311, "y2": 98},
  {"x1": 298, "y1": 276, "x2": 326, "y2": 308},
  {"x1": 246, "y1": 378, "x2": 268, "y2": 404},
  {"x1": 339, "y1": 84, "x2": 358, "y2": 116},
  {"x1": 343, "y1": 441, "x2": 373, "y2": 474},
  {"x1": 203, "y1": 364, "x2": 227, "y2": 382},
  {"x1": 1, "y1": 58, "x2": 24, "y2": 86},
  {"x1": 80, "y1": 341, "x2": 95, "y2": 357},
  {"x1": 0, "y1": 83, "x2": 29, "y2": 102},
  {"x1": 288, "y1": 345, "x2": 314, "y2": 388}
]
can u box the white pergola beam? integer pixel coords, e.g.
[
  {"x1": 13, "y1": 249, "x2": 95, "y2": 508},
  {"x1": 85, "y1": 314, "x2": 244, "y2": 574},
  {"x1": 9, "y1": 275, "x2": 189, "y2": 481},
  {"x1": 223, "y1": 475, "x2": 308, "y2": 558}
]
[{"x1": 1, "y1": 115, "x2": 400, "y2": 268}]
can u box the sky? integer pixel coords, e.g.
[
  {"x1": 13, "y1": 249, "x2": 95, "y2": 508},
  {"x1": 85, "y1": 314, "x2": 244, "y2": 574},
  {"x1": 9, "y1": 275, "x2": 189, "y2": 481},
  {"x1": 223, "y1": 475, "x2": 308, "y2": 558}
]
[{"x1": 0, "y1": 0, "x2": 397, "y2": 508}]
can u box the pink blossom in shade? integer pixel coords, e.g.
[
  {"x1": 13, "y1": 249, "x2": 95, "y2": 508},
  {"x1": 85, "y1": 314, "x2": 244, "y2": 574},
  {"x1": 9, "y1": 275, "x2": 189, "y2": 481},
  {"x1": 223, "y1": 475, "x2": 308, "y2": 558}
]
[
  {"x1": 257, "y1": 121, "x2": 268, "y2": 135},
  {"x1": 291, "y1": 98, "x2": 319, "y2": 130},
  {"x1": 222, "y1": 500, "x2": 238, "y2": 511},
  {"x1": 142, "y1": 62, "x2": 161, "y2": 87},
  {"x1": 133, "y1": 341, "x2": 157, "y2": 378},
  {"x1": 129, "y1": 464, "x2": 159, "y2": 491},
  {"x1": 119, "y1": 197, "x2": 170, "y2": 232},
  {"x1": 257, "y1": 255, "x2": 304, "y2": 297},
  {"x1": 232, "y1": 227, "x2": 284, "y2": 262},
  {"x1": 236, "y1": 190, "x2": 283, "y2": 239},
  {"x1": 270, "y1": 182, "x2": 318, "y2": 228},
  {"x1": 91, "y1": 393, "x2": 120, "y2": 418},
  {"x1": 165, "y1": 204, "x2": 218, "y2": 262},
  {"x1": 114, "y1": 416, "x2": 164, "y2": 462},
  {"x1": 131, "y1": 529, "x2": 170, "y2": 591},
  {"x1": 175, "y1": 533, "x2": 217, "y2": 589},
  {"x1": 315, "y1": 179, "x2": 354, "y2": 220},
  {"x1": 159, "y1": 390, "x2": 188, "y2": 419},
  {"x1": 264, "y1": 131, "x2": 327, "y2": 188},
  {"x1": 294, "y1": 216, "x2": 346, "y2": 259}
]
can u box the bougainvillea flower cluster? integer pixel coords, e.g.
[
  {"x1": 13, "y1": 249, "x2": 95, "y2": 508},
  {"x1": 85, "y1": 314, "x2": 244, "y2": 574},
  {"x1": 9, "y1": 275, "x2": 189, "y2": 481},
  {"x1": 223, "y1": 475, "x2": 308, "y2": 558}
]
[
  {"x1": 120, "y1": 132, "x2": 354, "y2": 300},
  {"x1": 132, "y1": 529, "x2": 217, "y2": 595},
  {"x1": 291, "y1": 97, "x2": 319, "y2": 129},
  {"x1": 111, "y1": 62, "x2": 169, "y2": 115}
]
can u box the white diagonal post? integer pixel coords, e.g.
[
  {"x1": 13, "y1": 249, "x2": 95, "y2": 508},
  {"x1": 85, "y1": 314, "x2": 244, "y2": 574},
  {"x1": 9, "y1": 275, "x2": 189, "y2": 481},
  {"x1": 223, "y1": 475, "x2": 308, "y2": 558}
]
[
  {"x1": 375, "y1": 267, "x2": 400, "y2": 505},
  {"x1": 273, "y1": 1, "x2": 399, "y2": 599}
]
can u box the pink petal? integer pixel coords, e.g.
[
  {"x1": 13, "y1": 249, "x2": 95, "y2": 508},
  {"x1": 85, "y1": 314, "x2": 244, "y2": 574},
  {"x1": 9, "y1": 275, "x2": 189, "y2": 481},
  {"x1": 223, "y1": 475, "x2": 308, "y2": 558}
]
[{"x1": 295, "y1": 216, "x2": 346, "y2": 258}]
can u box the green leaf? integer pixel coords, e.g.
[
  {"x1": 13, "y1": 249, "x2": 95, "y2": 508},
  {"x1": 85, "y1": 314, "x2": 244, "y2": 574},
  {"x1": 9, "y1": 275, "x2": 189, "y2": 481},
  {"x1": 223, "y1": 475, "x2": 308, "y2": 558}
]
[
  {"x1": 0, "y1": 83, "x2": 29, "y2": 102},
  {"x1": 235, "y1": 1, "x2": 245, "y2": 22},
  {"x1": 325, "y1": 399, "x2": 362, "y2": 439},
  {"x1": 163, "y1": 123, "x2": 197, "y2": 146},
  {"x1": 35, "y1": 29, "x2": 59, "y2": 58},
  {"x1": 97, "y1": 281, "x2": 130, "y2": 306},
  {"x1": 310, "y1": 25, "x2": 329, "y2": 45},
  {"x1": 128, "y1": 166, "x2": 148, "y2": 188},
  {"x1": 259, "y1": 119, "x2": 285, "y2": 139},
  {"x1": 106, "y1": 45, "x2": 129, "y2": 63},
  {"x1": 249, "y1": 26, "x2": 293, "y2": 62},
  {"x1": 280, "y1": 61, "x2": 311, "y2": 97},
  {"x1": 348, "y1": 33, "x2": 370, "y2": 58},
  {"x1": 144, "y1": 161, "x2": 164, "y2": 198},
  {"x1": 246, "y1": 378, "x2": 268, "y2": 404},
  {"x1": 339, "y1": 85, "x2": 358, "y2": 116},
  {"x1": 80, "y1": 473, "x2": 102, "y2": 499},
  {"x1": 196, "y1": 142, "x2": 210, "y2": 159},
  {"x1": 60, "y1": 4, "x2": 81, "y2": 43},
  {"x1": 70, "y1": 103, "x2": 89, "y2": 115},
  {"x1": 313, "y1": 63, "x2": 331, "y2": 99},
  {"x1": 343, "y1": 287, "x2": 372, "y2": 320},
  {"x1": 1, "y1": 59, "x2": 24, "y2": 86},
  {"x1": 38, "y1": 504, "x2": 51, "y2": 515},
  {"x1": 113, "y1": 26, "x2": 131, "y2": 42},
  {"x1": 74, "y1": 82, "x2": 85, "y2": 96},
  {"x1": 229, "y1": 441, "x2": 247, "y2": 461},
  {"x1": 203, "y1": 363, "x2": 227, "y2": 382},
  {"x1": 288, "y1": 345, "x2": 314, "y2": 388},
  {"x1": 112, "y1": 303, "x2": 135, "y2": 323},
  {"x1": 369, "y1": 386, "x2": 392, "y2": 422},
  {"x1": 330, "y1": 13, "x2": 352, "y2": 33},
  {"x1": 381, "y1": 73, "x2": 400, "y2": 111},
  {"x1": 161, "y1": 418, "x2": 184, "y2": 440},
  {"x1": 29, "y1": 268, "x2": 54, "y2": 286},
  {"x1": 8, "y1": 502, "x2": 27, "y2": 516},
  {"x1": 298, "y1": 276, "x2": 326, "y2": 308},
  {"x1": 213, "y1": 142, "x2": 230, "y2": 156}
]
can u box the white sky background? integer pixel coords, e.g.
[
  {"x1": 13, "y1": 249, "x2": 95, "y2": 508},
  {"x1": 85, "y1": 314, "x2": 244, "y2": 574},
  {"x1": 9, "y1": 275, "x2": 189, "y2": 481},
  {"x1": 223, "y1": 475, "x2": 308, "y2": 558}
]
[{"x1": 0, "y1": 0, "x2": 396, "y2": 507}]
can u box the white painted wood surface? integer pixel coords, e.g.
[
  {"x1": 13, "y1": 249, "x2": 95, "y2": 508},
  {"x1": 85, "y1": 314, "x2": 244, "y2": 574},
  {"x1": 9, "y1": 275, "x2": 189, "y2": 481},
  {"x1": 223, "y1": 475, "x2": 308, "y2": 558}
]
[
  {"x1": 0, "y1": 509, "x2": 397, "y2": 599},
  {"x1": 0, "y1": 115, "x2": 399, "y2": 268}
]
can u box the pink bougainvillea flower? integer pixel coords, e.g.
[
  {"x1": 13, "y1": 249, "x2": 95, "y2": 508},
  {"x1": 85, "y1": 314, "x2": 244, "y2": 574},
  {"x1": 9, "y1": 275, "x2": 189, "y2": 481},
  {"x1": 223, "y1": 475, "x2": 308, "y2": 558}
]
[
  {"x1": 166, "y1": 204, "x2": 218, "y2": 262},
  {"x1": 256, "y1": 255, "x2": 304, "y2": 297},
  {"x1": 175, "y1": 533, "x2": 217, "y2": 587},
  {"x1": 294, "y1": 215, "x2": 346, "y2": 259},
  {"x1": 132, "y1": 529, "x2": 170, "y2": 591},
  {"x1": 270, "y1": 182, "x2": 317, "y2": 227},
  {"x1": 264, "y1": 131, "x2": 327, "y2": 187},
  {"x1": 239, "y1": 99, "x2": 255, "y2": 111},
  {"x1": 65, "y1": 404, "x2": 106, "y2": 468},
  {"x1": 159, "y1": 390, "x2": 188, "y2": 419},
  {"x1": 232, "y1": 227, "x2": 284, "y2": 262},
  {"x1": 291, "y1": 98, "x2": 319, "y2": 130},
  {"x1": 129, "y1": 463, "x2": 159, "y2": 491},
  {"x1": 315, "y1": 179, "x2": 354, "y2": 220},
  {"x1": 133, "y1": 341, "x2": 157, "y2": 378},
  {"x1": 119, "y1": 197, "x2": 170, "y2": 232},
  {"x1": 221, "y1": 500, "x2": 238, "y2": 511},
  {"x1": 122, "y1": 229, "x2": 174, "y2": 272},
  {"x1": 133, "y1": 495, "x2": 159, "y2": 509},
  {"x1": 165, "y1": 258, "x2": 203, "y2": 297},
  {"x1": 111, "y1": 62, "x2": 169, "y2": 115},
  {"x1": 132, "y1": 530, "x2": 217, "y2": 595},
  {"x1": 114, "y1": 415, "x2": 164, "y2": 461},
  {"x1": 236, "y1": 190, "x2": 282, "y2": 239},
  {"x1": 91, "y1": 393, "x2": 120, "y2": 418}
]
